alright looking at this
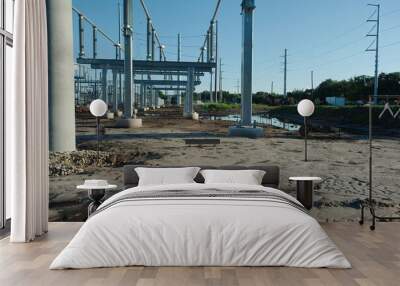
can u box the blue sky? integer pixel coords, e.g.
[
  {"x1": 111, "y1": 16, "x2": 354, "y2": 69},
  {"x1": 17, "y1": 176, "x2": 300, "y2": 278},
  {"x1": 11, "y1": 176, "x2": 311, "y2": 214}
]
[{"x1": 72, "y1": 0, "x2": 400, "y2": 93}]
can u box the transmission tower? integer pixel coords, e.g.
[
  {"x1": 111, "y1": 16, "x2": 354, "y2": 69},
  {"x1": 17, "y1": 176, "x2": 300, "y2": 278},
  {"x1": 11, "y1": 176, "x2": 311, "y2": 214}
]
[{"x1": 366, "y1": 4, "x2": 380, "y2": 104}]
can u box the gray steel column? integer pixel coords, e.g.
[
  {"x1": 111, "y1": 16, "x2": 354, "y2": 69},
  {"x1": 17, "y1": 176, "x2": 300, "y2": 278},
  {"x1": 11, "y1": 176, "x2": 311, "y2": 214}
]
[
  {"x1": 159, "y1": 45, "x2": 163, "y2": 61},
  {"x1": 151, "y1": 27, "x2": 155, "y2": 61},
  {"x1": 123, "y1": 0, "x2": 133, "y2": 117},
  {"x1": 154, "y1": 90, "x2": 159, "y2": 107},
  {"x1": 148, "y1": 87, "x2": 153, "y2": 108},
  {"x1": 240, "y1": 0, "x2": 255, "y2": 126},
  {"x1": 112, "y1": 70, "x2": 118, "y2": 112},
  {"x1": 144, "y1": 85, "x2": 148, "y2": 107},
  {"x1": 209, "y1": 71, "x2": 213, "y2": 102},
  {"x1": 140, "y1": 84, "x2": 145, "y2": 108},
  {"x1": 146, "y1": 18, "x2": 152, "y2": 60},
  {"x1": 101, "y1": 69, "x2": 107, "y2": 102},
  {"x1": 47, "y1": 0, "x2": 76, "y2": 151},
  {"x1": 206, "y1": 30, "x2": 211, "y2": 62},
  {"x1": 209, "y1": 21, "x2": 215, "y2": 62},
  {"x1": 92, "y1": 26, "x2": 97, "y2": 58},
  {"x1": 214, "y1": 20, "x2": 218, "y2": 102},
  {"x1": 78, "y1": 14, "x2": 85, "y2": 58},
  {"x1": 184, "y1": 67, "x2": 194, "y2": 117},
  {"x1": 176, "y1": 33, "x2": 182, "y2": 106}
]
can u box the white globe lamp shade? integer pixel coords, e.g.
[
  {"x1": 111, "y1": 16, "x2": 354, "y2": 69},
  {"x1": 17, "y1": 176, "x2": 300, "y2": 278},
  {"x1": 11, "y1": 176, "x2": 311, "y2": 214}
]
[
  {"x1": 297, "y1": 99, "x2": 315, "y2": 117},
  {"x1": 90, "y1": 99, "x2": 108, "y2": 117}
]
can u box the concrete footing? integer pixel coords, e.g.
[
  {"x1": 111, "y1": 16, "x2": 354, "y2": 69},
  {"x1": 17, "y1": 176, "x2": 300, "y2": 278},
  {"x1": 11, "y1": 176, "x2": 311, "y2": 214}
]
[
  {"x1": 115, "y1": 118, "x2": 143, "y2": 128},
  {"x1": 192, "y1": 112, "x2": 199, "y2": 120},
  {"x1": 228, "y1": 126, "x2": 264, "y2": 138},
  {"x1": 106, "y1": 112, "x2": 115, "y2": 120}
]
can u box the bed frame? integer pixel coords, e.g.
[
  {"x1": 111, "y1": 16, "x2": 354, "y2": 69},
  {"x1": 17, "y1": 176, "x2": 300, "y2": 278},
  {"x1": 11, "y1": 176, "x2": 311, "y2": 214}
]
[{"x1": 123, "y1": 165, "x2": 280, "y2": 189}]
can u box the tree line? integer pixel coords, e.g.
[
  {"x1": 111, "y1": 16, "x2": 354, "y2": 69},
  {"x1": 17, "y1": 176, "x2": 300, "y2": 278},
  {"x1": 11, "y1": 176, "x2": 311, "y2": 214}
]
[{"x1": 192, "y1": 72, "x2": 400, "y2": 105}]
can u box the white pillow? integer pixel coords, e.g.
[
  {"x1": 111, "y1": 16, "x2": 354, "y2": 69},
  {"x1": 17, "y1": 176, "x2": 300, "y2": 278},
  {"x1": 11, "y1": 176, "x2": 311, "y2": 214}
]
[
  {"x1": 200, "y1": 169, "x2": 266, "y2": 185},
  {"x1": 135, "y1": 167, "x2": 201, "y2": 186}
]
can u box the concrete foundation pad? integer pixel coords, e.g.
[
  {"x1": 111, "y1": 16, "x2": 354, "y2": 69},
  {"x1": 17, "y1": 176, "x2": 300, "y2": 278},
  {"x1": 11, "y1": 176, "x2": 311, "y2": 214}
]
[
  {"x1": 115, "y1": 118, "x2": 143, "y2": 128},
  {"x1": 228, "y1": 126, "x2": 264, "y2": 139},
  {"x1": 106, "y1": 112, "x2": 115, "y2": 120},
  {"x1": 192, "y1": 112, "x2": 199, "y2": 121},
  {"x1": 183, "y1": 112, "x2": 193, "y2": 119}
]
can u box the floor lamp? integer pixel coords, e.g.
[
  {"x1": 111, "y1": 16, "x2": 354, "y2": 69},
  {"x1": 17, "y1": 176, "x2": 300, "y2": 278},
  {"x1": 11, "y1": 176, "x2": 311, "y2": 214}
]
[
  {"x1": 297, "y1": 99, "x2": 315, "y2": 162},
  {"x1": 89, "y1": 99, "x2": 108, "y2": 164}
]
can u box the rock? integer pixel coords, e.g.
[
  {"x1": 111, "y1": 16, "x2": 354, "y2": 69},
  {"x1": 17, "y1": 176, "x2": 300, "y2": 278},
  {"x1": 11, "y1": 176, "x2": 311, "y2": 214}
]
[{"x1": 49, "y1": 150, "x2": 114, "y2": 177}]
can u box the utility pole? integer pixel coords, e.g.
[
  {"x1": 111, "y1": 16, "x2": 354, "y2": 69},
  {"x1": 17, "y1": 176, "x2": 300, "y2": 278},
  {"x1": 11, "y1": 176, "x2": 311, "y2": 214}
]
[
  {"x1": 271, "y1": 81, "x2": 274, "y2": 95},
  {"x1": 311, "y1": 70, "x2": 314, "y2": 92},
  {"x1": 236, "y1": 79, "x2": 240, "y2": 95},
  {"x1": 366, "y1": 4, "x2": 380, "y2": 104},
  {"x1": 219, "y1": 58, "x2": 223, "y2": 102},
  {"x1": 177, "y1": 33, "x2": 181, "y2": 105},
  {"x1": 283, "y1": 48, "x2": 287, "y2": 97},
  {"x1": 214, "y1": 21, "x2": 219, "y2": 103}
]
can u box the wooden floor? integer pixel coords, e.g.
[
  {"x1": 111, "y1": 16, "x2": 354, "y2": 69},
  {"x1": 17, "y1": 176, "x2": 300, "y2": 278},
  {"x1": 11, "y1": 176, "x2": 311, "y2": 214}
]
[{"x1": 0, "y1": 222, "x2": 399, "y2": 286}]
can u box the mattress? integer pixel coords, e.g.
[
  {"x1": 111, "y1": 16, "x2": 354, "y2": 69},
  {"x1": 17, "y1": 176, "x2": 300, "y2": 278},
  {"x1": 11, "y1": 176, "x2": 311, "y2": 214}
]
[{"x1": 50, "y1": 183, "x2": 351, "y2": 269}]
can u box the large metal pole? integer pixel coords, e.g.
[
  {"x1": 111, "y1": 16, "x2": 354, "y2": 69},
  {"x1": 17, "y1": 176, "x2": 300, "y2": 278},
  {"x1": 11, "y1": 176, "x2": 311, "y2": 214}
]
[
  {"x1": 206, "y1": 30, "x2": 211, "y2": 62},
  {"x1": 219, "y1": 58, "x2": 223, "y2": 102},
  {"x1": 93, "y1": 26, "x2": 98, "y2": 59},
  {"x1": 78, "y1": 14, "x2": 85, "y2": 58},
  {"x1": 159, "y1": 45, "x2": 163, "y2": 61},
  {"x1": 151, "y1": 27, "x2": 155, "y2": 61},
  {"x1": 140, "y1": 84, "x2": 145, "y2": 108},
  {"x1": 283, "y1": 48, "x2": 287, "y2": 97},
  {"x1": 214, "y1": 21, "x2": 218, "y2": 103},
  {"x1": 112, "y1": 70, "x2": 117, "y2": 112},
  {"x1": 123, "y1": 0, "x2": 133, "y2": 118},
  {"x1": 101, "y1": 69, "x2": 107, "y2": 102},
  {"x1": 146, "y1": 18, "x2": 152, "y2": 60},
  {"x1": 209, "y1": 71, "x2": 213, "y2": 102},
  {"x1": 47, "y1": 0, "x2": 76, "y2": 151},
  {"x1": 209, "y1": 21, "x2": 215, "y2": 62},
  {"x1": 373, "y1": 5, "x2": 380, "y2": 104},
  {"x1": 117, "y1": 0, "x2": 123, "y2": 109},
  {"x1": 184, "y1": 67, "x2": 195, "y2": 117},
  {"x1": 241, "y1": 0, "x2": 255, "y2": 126},
  {"x1": 176, "y1": 33, "x2": 182, "y2": 106}
]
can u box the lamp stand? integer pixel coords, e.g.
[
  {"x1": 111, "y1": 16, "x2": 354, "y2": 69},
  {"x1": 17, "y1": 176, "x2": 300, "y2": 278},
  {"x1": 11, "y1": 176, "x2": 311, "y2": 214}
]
[
  {"x1": 359, "y1": 94, "x2": 400, "y2": 230},
  {"x1": 304, "y1": 116, "x2": 308, "y2": 162},
  {"x1": 96, "y1": 117, "x2": 100, "y2": 165}
]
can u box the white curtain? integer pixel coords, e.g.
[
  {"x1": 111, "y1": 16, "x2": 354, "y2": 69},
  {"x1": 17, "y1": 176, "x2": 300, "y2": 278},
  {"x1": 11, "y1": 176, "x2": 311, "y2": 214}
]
[{"x1": 7, "y1": 0, "x2": 49, "y2": 242}]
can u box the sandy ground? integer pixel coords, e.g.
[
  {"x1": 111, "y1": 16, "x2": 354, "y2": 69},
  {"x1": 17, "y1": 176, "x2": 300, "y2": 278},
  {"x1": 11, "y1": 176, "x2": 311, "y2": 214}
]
[{"x1": 49, "y1": 116, "x2": 400, "y2": 222}]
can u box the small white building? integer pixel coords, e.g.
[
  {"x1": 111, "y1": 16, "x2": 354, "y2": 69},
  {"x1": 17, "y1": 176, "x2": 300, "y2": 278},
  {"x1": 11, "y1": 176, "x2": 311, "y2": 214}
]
[{"x1": 326, "y1": 97, "x2": 346, "y2": 106}]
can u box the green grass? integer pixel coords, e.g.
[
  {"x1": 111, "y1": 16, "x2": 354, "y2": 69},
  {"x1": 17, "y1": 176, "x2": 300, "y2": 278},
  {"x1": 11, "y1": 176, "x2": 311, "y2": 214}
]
[
  {"x1": 199, "y1": 103, "x2": 239, "y2": 112},
  {"x1": 266, "y1": 105, "x2": 398, "y2": 127}
]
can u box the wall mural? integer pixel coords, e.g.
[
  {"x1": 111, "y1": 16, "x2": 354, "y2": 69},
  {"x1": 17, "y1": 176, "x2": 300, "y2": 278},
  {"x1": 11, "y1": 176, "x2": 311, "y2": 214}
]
[{"x1": 48, "y1": 0, "x2": 400, "y2": 223}]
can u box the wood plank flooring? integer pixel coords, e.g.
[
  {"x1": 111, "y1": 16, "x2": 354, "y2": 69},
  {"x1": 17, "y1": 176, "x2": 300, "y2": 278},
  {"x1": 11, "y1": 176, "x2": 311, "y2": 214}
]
[{"x1": 0, "y1": 222, "x2": 399, "y2": 286}]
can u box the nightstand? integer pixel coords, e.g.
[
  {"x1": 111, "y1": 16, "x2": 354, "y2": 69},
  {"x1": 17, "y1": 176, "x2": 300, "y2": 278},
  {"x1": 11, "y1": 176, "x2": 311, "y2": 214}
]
[
  {"x1": 77, "y1": 181, "x2": 117, "y2": 217},
  {"x1": 289, "y1": 177, "x2": 321, "y2": 210}
]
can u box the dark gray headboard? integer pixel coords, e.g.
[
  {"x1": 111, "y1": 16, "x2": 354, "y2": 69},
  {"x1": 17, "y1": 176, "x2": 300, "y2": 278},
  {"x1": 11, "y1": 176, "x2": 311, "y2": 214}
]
[{"x1": 123, "y1": 165, "x2": 280, "y2": 189}]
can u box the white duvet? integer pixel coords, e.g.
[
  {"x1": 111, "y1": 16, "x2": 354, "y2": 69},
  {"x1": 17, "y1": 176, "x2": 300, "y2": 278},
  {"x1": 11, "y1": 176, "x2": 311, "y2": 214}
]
[{"x1": 50, "y1": 183, "x2": 351, "y2": 269}]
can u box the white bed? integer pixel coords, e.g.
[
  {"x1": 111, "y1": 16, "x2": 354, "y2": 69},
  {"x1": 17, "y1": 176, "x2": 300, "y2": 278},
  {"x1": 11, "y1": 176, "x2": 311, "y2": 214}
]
[{"x1": 50, "y1": 183, "x2": 351, "y2": 269}]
